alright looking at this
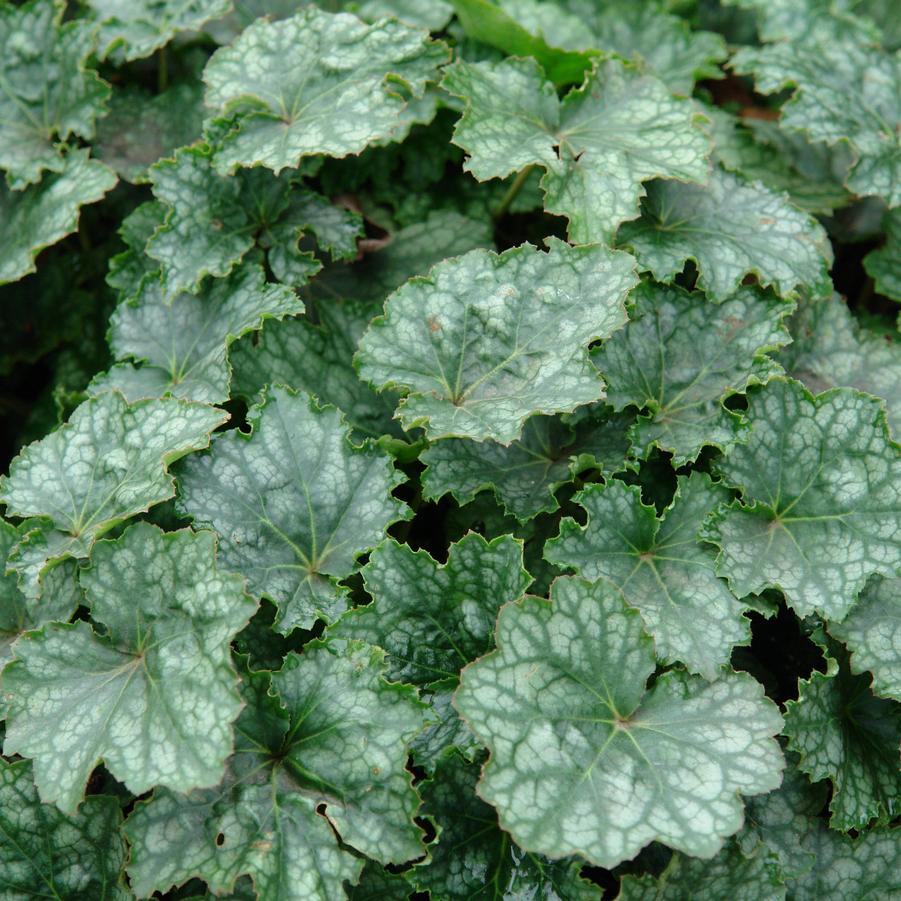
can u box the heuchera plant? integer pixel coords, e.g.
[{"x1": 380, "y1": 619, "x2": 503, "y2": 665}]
[{"x1": 0, "y1": 0, "x2": 899, "y2": 898}]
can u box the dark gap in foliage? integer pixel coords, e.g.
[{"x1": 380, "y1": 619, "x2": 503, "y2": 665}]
[
  {"x1": 221, "y1": 396, "x2": 250, "y2": 433},
  {"x1": 340, "y1": 569, "x2": 370, "y2": 608},
  {"x1": 701, "y1": 72, "x2": 782, "y2": 119},
  {"x1": 732, "y1": 603, "x2": 827, "y2": 704},
  {"x1": 494, "y1": 210, "x2": 568, "y2": 253},
  {"x1": 581, "y1": 863, "x2": 619, "y2": 897},
  {"x1": 618, "y1": 449, "x2": 678, "y2": 513},
  {"x1": 233, "y1": 598, "x2": 314, "y2": 669},
  {"x1": 673, "y1": 259, "x2": 699, "y2": 293},
  {"x1": 722, "y1": 393, "x2": 748, "y2": 412},
  {"x1": 154, "y1": 877, "x2": 211, "y2": 899}
]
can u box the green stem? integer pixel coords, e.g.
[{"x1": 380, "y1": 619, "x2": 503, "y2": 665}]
[{"x1": 493, "y1": 165, "x2": 534, "y2": 221}]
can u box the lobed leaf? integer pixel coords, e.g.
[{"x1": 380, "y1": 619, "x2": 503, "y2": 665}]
[
  {"x1": 546, "y1": 473, "x2": 757, "y2": 680},
  {"x1": 454, "y1": 576, "x2": 785, "y2": 868},
  {"x1": 617, "y1": 168, "x2": 834, "y2": 301},
  {"x1": 177, "y1": 386, "x2": 410, "y2": 631},
  {"x1": 0, "y1": 391, "x2": 227, "y2": 596},
  {"x1": 203, "y1": 8, "x2": 449, "y2": 173},
  {"x1": 442, "y1": 57, "x2": 711, "y2": 243},
  {"x1": 3, "y1": 523, "x2": 256, "y2": 813},
  {"x1": 592, "y1": 281, "x2": 792, "y2": 462},
  {"x1": 705, "y1": 378, "x2": 901, "y2": 620},
  {"x1": 356, "y1": 240, "x2": 637, "y2": 443}
]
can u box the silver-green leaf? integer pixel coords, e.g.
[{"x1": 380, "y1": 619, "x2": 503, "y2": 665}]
[
  {"x1": 454, "y1": 576, "x2": 784, "y2": 868},
  {"x1": 177, "y1": 386, "x2": 410, "y2": 631},
  {"x1": 2, "y1": 523, "x2": 255, "y2": 814},
  {"x1": 356, "y1": 240, "x2": 637, "y2": 443}
]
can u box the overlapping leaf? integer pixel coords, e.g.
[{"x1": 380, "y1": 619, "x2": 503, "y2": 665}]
[
  {"x1": 617, "y1": 168, "x2": 834, "y2": 301},
  {"x1": 705, "y1": 378, "x2": 901, "y2": 620},
  {"x1": 784, "y1": 640, "x2": 901, "y2": 831},
  {"x1": 421, "y1": 408, "x2": 633, "y2": 520},
  {"x1": 0, "y1": 758, "x2": 128, "y2": 899},
  {"x1": 3, "y1": 523, "x2": 255, "y2": 812},
  {"x1": 94, "y1": 83, "x2": 205, "y2": 183},
  {"x1": 125, "y1": 647, "x2": 425, "y2": 899},
  {"x1": 91, "y1": 264, "x2": 303, "y2": 404},
  {"x1": 308, "y1": 210, "x2": 494, "y2": 306},
  {"x1": 732, "y1": 40, "x2": 901, "y2": 206},
  {"x1": 707, "y1": 106, "x2": 853, "y2": 214},
  {"x1": 415, "y1": 751, "x2": 597, "y2": 901},
  {"x1": 452, "y1": 0, "x2": 726, "y2": 94},
  {"x1": 829, "y1": 576, "x2": 901, "y2": 700},
  {"x1": 742, "y1": 758, "x2": 901, "y2": 899},
  {"x1": 546, "y1": 474, "x2": 756, "y2": 680},
  {"x1": 0, "y1": 392, "x2": 226, "y2": 596},
  {"x1": 864, "y1": 208, "x2": 901, "y2": 301},
  {"x1": 0, "y1": 0, "x2": 110, "y2": 188},
  {"x1": 86, "y1": 0, "x2": 231, "y2": 62},
  {"x1": 230, "y1": 299, "x2": 404, "y2": 442},
  {"x1": 177, "y1": 386, "x2": 409, "y2": 631},
  {"x1": 331, "y1": 532, "x2": 529, "y2": 684},
  {"x1": 592, "y1": 281, "x2": 791, "y2": 462},
  {"x1": 0, "y1": 151, "x2": 117, "y2": 286},
  {"x1": 148, "y1": 145, "x2": 362, "y2": 295},
  {"x1": 616, "y1": 840, "x2": 782, "y2": 900},
  {"x1": 442, "y1": 57, "x2": 710, "y2": 242},
  {"x1": 455, "y1": 576, "x2": 784, "y2": 868},
  {"x1": 0, "y1": 522, "x2": 81, "y2": 668},
  {"x1": 356, "y1": 241, "x2": 637, "y2": 443},
  {"x1": 780, "y1": 291, "x2": 901, "y2": 435},
  {"x1": 202, "y1": 8, "x2": 449, "y2": 173}
]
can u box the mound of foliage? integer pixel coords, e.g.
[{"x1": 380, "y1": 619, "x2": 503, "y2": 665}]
[{"x1": 0, "y1": 0, "x2": 899, "y2": 898}]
